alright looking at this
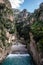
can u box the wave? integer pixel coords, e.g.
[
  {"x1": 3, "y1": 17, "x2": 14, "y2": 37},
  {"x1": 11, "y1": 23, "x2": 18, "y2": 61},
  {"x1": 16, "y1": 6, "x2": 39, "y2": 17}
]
[{"x1": 7, "y1": 54, "x2": 30, "y2": 58}]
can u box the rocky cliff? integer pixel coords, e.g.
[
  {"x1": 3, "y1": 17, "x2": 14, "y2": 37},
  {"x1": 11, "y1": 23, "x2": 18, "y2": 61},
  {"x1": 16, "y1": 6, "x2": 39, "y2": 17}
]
[
  {"x1": 0, "y1": 0, "x2": 14, "y2": 62},
  {"x1": 29, "y1": 3, "x2": 43, "y2": 65}
]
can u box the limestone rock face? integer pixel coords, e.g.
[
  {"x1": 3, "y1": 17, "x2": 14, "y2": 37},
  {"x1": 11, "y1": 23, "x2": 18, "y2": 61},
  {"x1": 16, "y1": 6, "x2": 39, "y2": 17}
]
[
  {"x1": 0, "y1": 0, "x2": 14, "y2": 62},
  {"x1": 0, "y1": 0, "x2": 4, "y2": 3}
]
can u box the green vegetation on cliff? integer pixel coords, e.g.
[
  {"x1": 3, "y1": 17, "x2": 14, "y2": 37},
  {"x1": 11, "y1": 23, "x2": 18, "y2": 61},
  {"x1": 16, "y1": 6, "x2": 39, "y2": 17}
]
[{"x1": 0, "y1": 0, "x2": 15, "y2": 62}]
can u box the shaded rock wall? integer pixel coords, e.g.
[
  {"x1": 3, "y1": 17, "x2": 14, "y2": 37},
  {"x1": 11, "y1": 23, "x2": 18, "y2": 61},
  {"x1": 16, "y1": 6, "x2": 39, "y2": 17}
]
[{"x1": 27, "y1": 32, "x2": 43, "y2": 65}]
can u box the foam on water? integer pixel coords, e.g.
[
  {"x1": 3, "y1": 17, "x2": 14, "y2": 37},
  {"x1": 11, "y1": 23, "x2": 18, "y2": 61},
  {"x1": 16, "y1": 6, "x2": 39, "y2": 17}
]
[{"x1": 7, "y1": 54, "x2": 30, "y2": 58}]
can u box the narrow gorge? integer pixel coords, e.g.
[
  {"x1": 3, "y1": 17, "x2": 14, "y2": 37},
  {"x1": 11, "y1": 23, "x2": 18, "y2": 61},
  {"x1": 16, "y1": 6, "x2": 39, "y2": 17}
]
[{"x1": 0, "y1": 0, "x2": 43, "y2": 65}]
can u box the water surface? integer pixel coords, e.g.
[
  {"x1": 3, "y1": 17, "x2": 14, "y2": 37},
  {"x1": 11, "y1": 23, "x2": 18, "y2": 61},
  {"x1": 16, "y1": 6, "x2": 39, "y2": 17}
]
[{"x1": 1, "y1": 54, "x2": 34, "y2": 65}]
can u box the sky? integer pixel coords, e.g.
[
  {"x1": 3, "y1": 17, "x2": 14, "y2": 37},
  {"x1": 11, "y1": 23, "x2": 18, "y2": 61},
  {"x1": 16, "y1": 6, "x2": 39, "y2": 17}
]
[{"x1": 9, "y1": 0, "x2": 43, "y2": 12}]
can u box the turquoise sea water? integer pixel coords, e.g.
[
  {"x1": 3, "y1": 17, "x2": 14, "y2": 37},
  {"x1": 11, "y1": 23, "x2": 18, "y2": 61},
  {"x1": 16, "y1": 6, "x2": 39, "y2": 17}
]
[{"x1": 1, "y1": 54, "x2": 34, "y2": 65}]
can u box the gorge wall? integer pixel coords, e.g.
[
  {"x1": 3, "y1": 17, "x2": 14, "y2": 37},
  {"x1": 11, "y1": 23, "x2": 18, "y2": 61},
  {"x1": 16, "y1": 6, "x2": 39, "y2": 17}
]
[
  {"x1": 28, "y1": 33, "x2": 41, "y2": 65},
  {"x1": 0, "y1": 0, "x2": 14, "y2": 62}
]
